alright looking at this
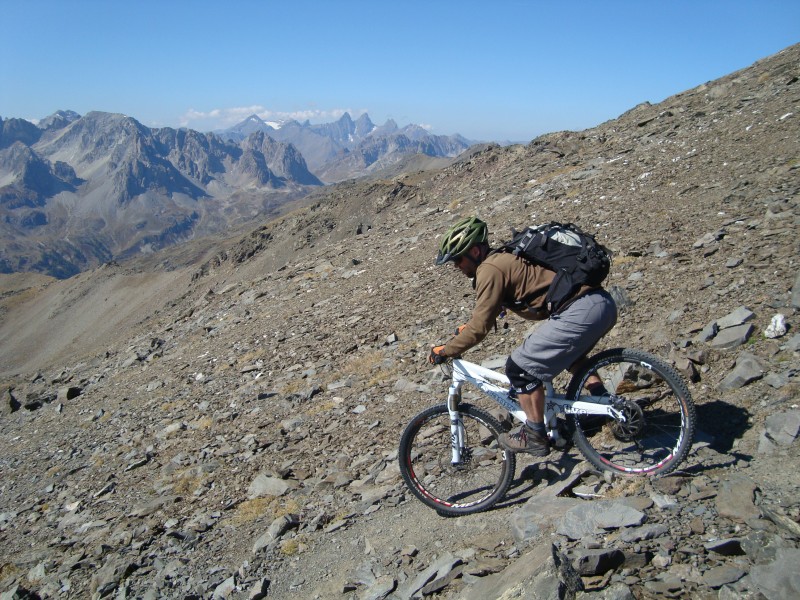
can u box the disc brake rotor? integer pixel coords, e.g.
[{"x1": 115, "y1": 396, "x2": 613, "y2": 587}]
[{"x1": 610, "y1": 399, "x2": 645, "y2": 441}]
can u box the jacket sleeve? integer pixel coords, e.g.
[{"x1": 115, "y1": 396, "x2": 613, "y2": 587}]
[{"x1": 442, "y1": 264, "x2": 506, "y2": 357}]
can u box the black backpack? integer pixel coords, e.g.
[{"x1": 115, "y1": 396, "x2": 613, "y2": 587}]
[{"x1": 497, "y1": 222, "x2": 612, "y2": 313}]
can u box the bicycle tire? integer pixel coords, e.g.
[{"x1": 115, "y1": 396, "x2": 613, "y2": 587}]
[
  {"x1": 566, "y1": 348, "x2": 696, "y2": 476},
  {"x1": 398, "y1": 403, "x2": 516, "y2": 516}
]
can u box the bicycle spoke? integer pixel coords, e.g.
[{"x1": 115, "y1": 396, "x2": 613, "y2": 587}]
[
  {"x1": 399, "y1": 404, "x2": 515, "y2": 515},
  {"x1": 569, "y1": 349, "x2": 695, "y2": 476}
]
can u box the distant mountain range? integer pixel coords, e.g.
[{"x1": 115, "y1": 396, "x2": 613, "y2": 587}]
[
  {"x1": 0, "y1": 110, "x2": 473, "y2": 278},
  {"x1": 218, "y1": 112, "x2": 472, "y2": 182}
]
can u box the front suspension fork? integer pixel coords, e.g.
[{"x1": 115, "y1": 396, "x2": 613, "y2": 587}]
[{"x1": 447, "y1": 384, "x2": 465, "y2": 464}]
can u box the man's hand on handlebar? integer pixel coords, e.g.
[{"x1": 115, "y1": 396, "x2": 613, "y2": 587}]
[{"x1": 428, "y1": 345, "x2": 448, "y2": 365}]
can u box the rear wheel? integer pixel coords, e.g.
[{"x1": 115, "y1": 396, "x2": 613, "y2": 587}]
[
  {"x1": 398, "y1": 404, "x2": 516, "y2": 516},
  {"x1": 566, "y1": 348, "x2": 695, "y2": 476}
]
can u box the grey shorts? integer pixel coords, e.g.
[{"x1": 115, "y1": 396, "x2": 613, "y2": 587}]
[{"x1": 508, "y1": 289, "x2": 617, "y2": 383}]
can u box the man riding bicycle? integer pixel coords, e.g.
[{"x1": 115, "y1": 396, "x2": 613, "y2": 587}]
[{"x1": 428, "y1": 216, "x2": 618, "y2": 456}]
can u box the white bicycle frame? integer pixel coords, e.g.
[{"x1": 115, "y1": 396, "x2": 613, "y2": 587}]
[{"x1": 446, "y1": 358, "x2": 625, "y2": 464}]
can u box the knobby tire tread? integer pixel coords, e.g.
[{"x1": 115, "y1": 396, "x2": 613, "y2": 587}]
[
  {"x1": 566, "y1": 347, "x2": 696, "y2": 476},
  {"x1": 398, "y1": 403, "x2": 516, "y2": 516}
]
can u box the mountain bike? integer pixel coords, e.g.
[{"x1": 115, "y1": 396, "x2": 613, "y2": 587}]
[{"x1": 398, "y1": 348, "x2": 696, "y2": 516}]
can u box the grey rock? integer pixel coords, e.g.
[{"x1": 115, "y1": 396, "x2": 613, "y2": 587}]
[
  {"x1": 247, "y1": 473, "x2": 291, "y2": 498},
  {"x1": 459, "y1": 544, "x2": 582, "y2": 600},
  {"x1": 128, "y1": 495, "x2": 174, "y2": 517},
  {"x1": 716, "y1": 474, "x2": 760, "y2": 523},
  {"x1": 652, "y1": 474, "x2": 691, "y2": 495},
  {"x1": 649, "y1": 492, "x2": 679, "y2": 510},
  {"x1": 392, "y1": 378, "x2": 425, "y2": 393},
  {"x1": 695, "y1": 320, "x2": 719, "y2": 343},
  {"x1": 710, "y1": 323, "x2": 754, "y2": 349},
  {"x1": 327, "y1": 378, "x2": 352, "y2": 390},
  {"x1": 748, "y1": 548, "x2": 800, "y2": 599},
  {"x1": 56, "y1": 385, "x2": 82, "y2": 402},
  {"x1": 420, "y1": 566, "x2": 463, "y2": 596},
  {"x1": 0, "y1": 585, "x2": 40, "y2": 600},
  {"x1": 511, "y1": 496, "x2": 581, "y2": 542},
  {"x1": 740, "y1": 531, "x2": 792, "y2": 563},
  {"x1": 705, "y1": 538, "x2": 745, "y2": 556},
  {"x1": 643, "y1": 572, "x2": 684, "y2": 595},
  {"x1": 725, "y1": 257, "x2": 743, "y2": 268},
  {"x1": 764, "y1": 371, "x2": 790, "y2": 388},
  {"x1": 693, "y1": 230, "x2": 725, "y2": 248},
  {"x1": 764, "y1": 410, "x2": 800, "y2": 446},
  {"x1": 761, "y1": 505, "x2": 800, "y2": 538},
  {"x1": 246, "y1": 578, "x2": 270, "y2": 599},
  {"x1": 718, "y1": 351, "x2": 764, "y2": 390},
  {"x1": 1, "y1": 388, "x2": 21, "y2": 414},
  {"x1": 252, "y1": 514, "x2": 299, "y2": 554},
  {"x1": 362, "y1": 574, "x2": 396, "y2": 600},
  {"x1": 537, "y1": 465, "x2": 594, "y2": 498},
  {"x1": 569, "y1": 548, "x2": 625, "y2": 575},
  {"x1": 716, "y1": 586, "x2": 755, "y2": 600},
  {"x1": 90, "y1": 556, "x2": 139, "y2": 598},
  {"x1": 716, "y1": 306, "x2": 756, "y2": 329},
  {"x1": 481, "y1": 355, "x2": 507, "y2": 370},
  {"x1": 702, "y1": 565, "x2": 746, "y2": 588},
  {"x1": 212, "y1": 575, "x2": 237, "y2": 598},
  {"x1": 619, "y1": 523, "x2": 669, "y2": 543},
  {"x1": 557, "y1": 501, "x2": 646, "y2": 540},
  {"x1": 393, "y1": 552, "x2": 460, "y2": 600}
]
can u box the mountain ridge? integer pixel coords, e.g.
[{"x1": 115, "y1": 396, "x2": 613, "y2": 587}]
[
  {"x1": 0, "y1": 111, "x2": 322, "y2": 277},
  {"x1": 1, "y1": 110, "x2": 472, "y2": 278},
  {"x1": 218, "y1": 111, "x2": 472, "y2": 181}
]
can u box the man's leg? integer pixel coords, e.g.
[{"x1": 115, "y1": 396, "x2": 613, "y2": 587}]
[
  {"x1": 500, "y1": 291, "x2": 618, "y2": 455},
  {"x1": 568, "y1": 358, "x2": 609, "y2": 395},
  {"x1": 518, "y1": 387, "x2": 544, "y2": 423},
  {"x1": 499, "y1": 360, "x2": 549, "y2": 456}
]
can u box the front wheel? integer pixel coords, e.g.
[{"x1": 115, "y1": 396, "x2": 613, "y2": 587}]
[
  {"x1": 398, "y1": 403, "x2": 516, "y2": 516},
  {"x1": 566, "y1": 348, "x2": 696, "y2": 476}
]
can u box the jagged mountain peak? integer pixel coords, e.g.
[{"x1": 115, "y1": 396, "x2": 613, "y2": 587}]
[
  {"x1": 253, "y1": 112, "x2": 470, "y2": 181},
  {"x1": 354, "y1": 113, "x2": 375, "y2": 136},
  {"x1": 337, "y1": 112, "x2": 354, "y2": 125},
  {"x1": 37, "y1": 110, "x2": 81, "y2": 131},
  {"x1": 0, "y1": 117, "x2": 42, "y2": 149}
]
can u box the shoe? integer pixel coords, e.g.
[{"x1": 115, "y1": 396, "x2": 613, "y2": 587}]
[{"x1": 498, "y1": 425, "x2": 550, "y2": 456}]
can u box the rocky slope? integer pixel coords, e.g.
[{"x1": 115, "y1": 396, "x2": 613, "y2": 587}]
[{"x1": 0, "y1": 44, "x2": 799, "y2": 599}]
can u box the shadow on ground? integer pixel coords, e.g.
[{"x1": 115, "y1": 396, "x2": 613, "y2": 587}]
[
  {"x1": 695, "y1": 399, "x2": 751, "y2": 453},
  {"x1": 493, "y1": 451, "x2": 583, "y2": 511}
]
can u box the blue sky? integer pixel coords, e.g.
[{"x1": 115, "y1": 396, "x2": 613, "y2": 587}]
[{"x1": 1, "y1": 0, "x2": 798, "y2": 142}]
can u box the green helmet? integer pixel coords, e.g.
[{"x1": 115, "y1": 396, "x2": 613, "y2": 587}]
[{"x1": 436, "y1": 216, "x2": 488, "y2": 265}]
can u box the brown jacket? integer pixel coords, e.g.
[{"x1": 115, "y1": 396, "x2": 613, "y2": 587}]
[{"x1": 442, "y1": 252, "x2": 556, "y2": 358}]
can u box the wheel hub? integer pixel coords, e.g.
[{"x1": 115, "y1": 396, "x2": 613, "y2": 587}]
[{"x1": 609, "y1": 398, "x2": 645, "y2": 441}]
